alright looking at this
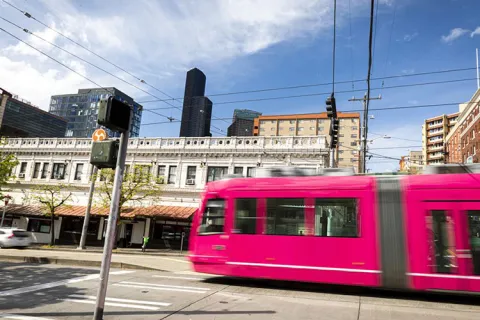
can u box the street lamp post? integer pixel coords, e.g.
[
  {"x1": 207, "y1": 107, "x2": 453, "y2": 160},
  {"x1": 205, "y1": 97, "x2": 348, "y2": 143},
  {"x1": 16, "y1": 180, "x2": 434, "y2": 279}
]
[{"x1": 1, "y1": 195, "x2": 12, "y2": 228}]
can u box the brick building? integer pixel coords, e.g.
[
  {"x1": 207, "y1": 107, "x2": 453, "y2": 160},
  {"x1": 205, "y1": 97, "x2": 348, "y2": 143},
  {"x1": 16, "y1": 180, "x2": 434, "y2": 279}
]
[
  {"x1": 422, "y1": 113, "x2": 459, "y2": 165},
  {"x1": 253, "y1": 112, "x2": 361, "y2": 171},
  {"x1": 446, "y1": 89, "x2": 480, "y2": 164}
]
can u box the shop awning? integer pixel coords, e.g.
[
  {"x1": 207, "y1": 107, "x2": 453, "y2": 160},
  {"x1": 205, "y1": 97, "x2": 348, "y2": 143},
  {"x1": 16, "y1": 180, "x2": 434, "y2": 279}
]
[{"x1": 5, "y1": 205, "x2": 197, "y2": 220}]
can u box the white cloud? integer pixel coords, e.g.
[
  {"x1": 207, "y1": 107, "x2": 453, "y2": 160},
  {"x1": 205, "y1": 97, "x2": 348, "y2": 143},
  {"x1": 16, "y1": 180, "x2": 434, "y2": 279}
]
[
  {"x1": 471, "y1": 26, "x2": 480, "y2": 37},
  {"x1": 441, "y1": 28, "x2": 469, "y2": 43},
  {"x1": 402, "y1": 32, "x2": 418, "y2": 42}
]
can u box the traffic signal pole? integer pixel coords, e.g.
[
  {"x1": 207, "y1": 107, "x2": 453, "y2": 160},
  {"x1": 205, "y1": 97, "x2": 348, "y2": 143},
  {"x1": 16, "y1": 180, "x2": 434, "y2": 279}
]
[
  {"x1": 93, "y1": 129, "x2": 129, "y2": 320},
  {"x1": 93, "y1": 97, "x2": 133, "y2": 320},
  {"x1": 78, "y1": 165, "x2": 98, "y2": 250}
]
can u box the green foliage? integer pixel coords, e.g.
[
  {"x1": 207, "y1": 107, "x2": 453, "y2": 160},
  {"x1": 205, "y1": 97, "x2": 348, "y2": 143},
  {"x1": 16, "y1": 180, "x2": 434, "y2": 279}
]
[
  {"x1": 25, "y1": 184, "x2": 73, "y2": 246},
  {"x1": 95, "y1": 165, "x2": 162, "y2": 211},
  {"x1": 0, "y1": 150, "x2": 19, "y2": 196}
]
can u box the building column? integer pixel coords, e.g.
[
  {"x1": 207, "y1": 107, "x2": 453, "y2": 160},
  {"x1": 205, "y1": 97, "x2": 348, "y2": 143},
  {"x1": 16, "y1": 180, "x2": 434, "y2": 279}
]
[
  {"x1": 144, "y1": 218, "x2": 151, "y2": 238},
  {"x1": 97, "y1": 218, "x2": 105, "y2": 240}
]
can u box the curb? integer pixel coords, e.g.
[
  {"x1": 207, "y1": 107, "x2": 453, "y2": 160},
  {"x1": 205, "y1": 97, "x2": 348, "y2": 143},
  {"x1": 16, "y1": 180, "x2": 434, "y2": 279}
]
[
  {"x1": 29, "y1": 247, "x2": 187, "y2": 257},
  {"x1": 0, "y1": 255, "x2": 165, "y2": 271}
]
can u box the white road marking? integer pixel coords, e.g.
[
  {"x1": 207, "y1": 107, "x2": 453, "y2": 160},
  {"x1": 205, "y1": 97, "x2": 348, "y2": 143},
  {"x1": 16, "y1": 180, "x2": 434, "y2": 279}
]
[
  {"x1": 119, "y1": 281, "x2": 210, "y2": 291},
  {"x1": 62, "y1": 298, "x2": 160, "y2": 311},
  {"x1": 153, "y1": 275, "x2": 204, "y2": 281},
  {"x1": 0, "y1": 270, "x2": 135, "y2": 297},
  {"x1": 158, "y1": 257, "x2": 190, "y2": 264},
  {"x1": 0, "y1": 314, "x2": 53, "y2": 320},
  {"x1": 68, "y1": 295, "x2": 171, "y2": 307},
  {"x1": 114, "y1": 283, "x2": 208, "y2": 294}
]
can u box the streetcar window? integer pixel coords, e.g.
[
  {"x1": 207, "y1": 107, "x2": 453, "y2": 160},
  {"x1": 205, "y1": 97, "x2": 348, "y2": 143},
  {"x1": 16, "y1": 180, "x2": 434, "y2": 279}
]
[
  {"x1": 198, "y1": 199, "x2": 225, "y2": 235},
  {"x1": 314, "y1": 198, "x2": 358, "y2": 237},
  {"x1": 234, "y1": 199, "x2": 257, "y2": 234},
  {"x1": 427, "y1": 210, "x2": 457, "y2": 274},
  {"x1": 266, "y1": 198, "x2": 305, "y2": 236},
  {"x1": 467, "y1": 210, "x2": 480, "y2": 275}
]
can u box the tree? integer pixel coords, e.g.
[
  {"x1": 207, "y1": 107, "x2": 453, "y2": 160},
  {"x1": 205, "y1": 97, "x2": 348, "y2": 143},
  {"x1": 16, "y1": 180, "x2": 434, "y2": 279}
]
[
  {"x1": 0, "y1": 150, "x2": 19, "y2": 197},
  {"x1": 26, "y1": 184, "x2": 73, "y2": 246},
  {"x1": 95, "y1": 165, "x2": 162, "y2": 247}
]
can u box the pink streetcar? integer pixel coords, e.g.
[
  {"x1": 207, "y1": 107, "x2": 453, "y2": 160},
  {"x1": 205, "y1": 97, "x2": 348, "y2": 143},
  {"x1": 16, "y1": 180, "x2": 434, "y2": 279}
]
[{"x1": 188, "y1": 165, "x2": 480, "y2": 293}]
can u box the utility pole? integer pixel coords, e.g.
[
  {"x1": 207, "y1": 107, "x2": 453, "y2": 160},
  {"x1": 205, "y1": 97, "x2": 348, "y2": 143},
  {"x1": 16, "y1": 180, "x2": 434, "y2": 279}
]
[
  {"x1": 349, "y1": 93, "x2": 381, "y2": 173},
  {"x1": 92, "y1": 97, "x2": 132, "y2": 320},
  {"x1": 78, "y1": 165, "x2": 98, "y2": 250}
]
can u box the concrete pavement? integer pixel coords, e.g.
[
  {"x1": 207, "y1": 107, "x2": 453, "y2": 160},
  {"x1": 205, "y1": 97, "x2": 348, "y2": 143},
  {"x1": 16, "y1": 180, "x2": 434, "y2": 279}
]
[
  {"x1": 0, "y1": 261, "x2": 479, "y2": 319},
  {"x1": 0, "y1": 248, "x2": 191, "y2": 272}
]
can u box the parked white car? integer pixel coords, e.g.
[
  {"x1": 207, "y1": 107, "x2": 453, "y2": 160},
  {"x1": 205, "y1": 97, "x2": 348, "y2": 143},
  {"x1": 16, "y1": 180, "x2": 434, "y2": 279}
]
[{"x1": 0, "y1": 228, "x2": 32, "y2": 248}]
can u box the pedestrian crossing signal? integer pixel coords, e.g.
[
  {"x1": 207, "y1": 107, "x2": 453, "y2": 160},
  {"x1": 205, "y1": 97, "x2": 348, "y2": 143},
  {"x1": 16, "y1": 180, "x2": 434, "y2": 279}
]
[
  {"x1": 90, "y1": 140, "x2": 119, "y2": 169},
  {"x1": 97, "y1": 97, "x2": 132, "y2": 133}
]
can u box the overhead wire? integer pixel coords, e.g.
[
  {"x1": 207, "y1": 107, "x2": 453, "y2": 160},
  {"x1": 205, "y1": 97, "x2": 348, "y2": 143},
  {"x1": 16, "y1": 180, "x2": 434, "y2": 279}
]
[
  {"x1": 137, "y1": 67, "x2": 478, "y2": 103},
  {"x1": 142, "y1": 78, "x2": 475, "y2": 109},
  {"x1": 0, "y1": 27, "x2": 173, "y2": 121},
  {"x1": 1, "y1": 0, "x2": 230, "y2": 130}
]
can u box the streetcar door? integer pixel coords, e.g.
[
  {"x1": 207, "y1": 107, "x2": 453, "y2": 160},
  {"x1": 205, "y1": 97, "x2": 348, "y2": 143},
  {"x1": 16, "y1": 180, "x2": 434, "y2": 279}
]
[
  {"x1": 194, "y1": 198, "x2": 229, "y2": 269},
  {"x1": 459, "y1": 203, "x2": 480, "y2": 292},
  {"x1": 424, "y1": 203, "x2": 467, "y2": 291}
]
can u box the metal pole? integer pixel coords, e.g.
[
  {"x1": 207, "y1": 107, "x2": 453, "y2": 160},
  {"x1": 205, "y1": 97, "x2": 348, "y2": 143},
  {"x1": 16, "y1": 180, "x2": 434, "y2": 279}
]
[
  {"x1": 329, "y1": 148, "x2": 335, "y2": 168},
  {"x1": 0, "y1": 205, "x2": 6, "y2": 228},
  {"x1": 78, "y1": 166, "x2": 98, "y2": 250},
  {"x1": 93, "y1": 129, "x2": 130, "y2": 320},
  {"x1": 362, "y1": 95, "x2": 368, "y2": 174},
  {"x1": 476, "y1": 48, "x2": 479, "y2": 90},
  {"x1": 180, "y1": 232, "x2": 184, "y2": 253}
]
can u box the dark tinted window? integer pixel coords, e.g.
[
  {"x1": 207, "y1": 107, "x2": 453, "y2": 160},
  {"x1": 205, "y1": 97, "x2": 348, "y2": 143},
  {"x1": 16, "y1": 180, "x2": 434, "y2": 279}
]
[
  {"x1": 199, "y1": 199, "x2": 225, "y2": 234},
  {"x1": 314, "y1": 199, "x2": 358, "y2": 237},
  {"x1": 234, "y1": 199, "x2": 257, "y2": 234},
  {"x1": 266, "y1": 198, "x2": 305, "y2": 236},
  {"x1": 12, "y1": 231, "x2": 30, "y2": 238}
]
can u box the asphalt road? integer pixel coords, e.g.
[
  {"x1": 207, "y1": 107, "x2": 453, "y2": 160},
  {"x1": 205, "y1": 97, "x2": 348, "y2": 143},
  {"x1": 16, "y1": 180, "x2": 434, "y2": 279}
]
[{"x1": 0, "y1": 261, "x2": 479, "y2": 319}]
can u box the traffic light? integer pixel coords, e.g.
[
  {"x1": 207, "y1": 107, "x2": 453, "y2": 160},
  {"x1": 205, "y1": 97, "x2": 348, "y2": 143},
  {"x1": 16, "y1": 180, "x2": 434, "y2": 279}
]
[
  {"x1": 97, "y1": 96, "x2": 132, "y2": 132},
  {"x1": 329, "y1": 118, "x2": 339, "y2": 148},
  {"x1": 90, "y1": 140, "x2": 120, "y2": 169},
  {"x1": 326, "y1": 93, "x2": 337, "y2": 119}
]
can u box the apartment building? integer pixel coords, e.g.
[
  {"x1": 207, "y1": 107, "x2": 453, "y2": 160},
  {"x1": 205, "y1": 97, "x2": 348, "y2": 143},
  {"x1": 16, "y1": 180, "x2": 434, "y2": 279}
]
[
  {"x1": 253, "y1": 112, "x2": 361, "y2": 171},
  {"x1": 399, "y1": 150, "x2": 424, "y2": 174},
  {"x1": 422, "y1": 112, "x2": 459, "y2": 165},
  {"x1": 446, "y1": 89, "x2": 480, "y2": 164}
]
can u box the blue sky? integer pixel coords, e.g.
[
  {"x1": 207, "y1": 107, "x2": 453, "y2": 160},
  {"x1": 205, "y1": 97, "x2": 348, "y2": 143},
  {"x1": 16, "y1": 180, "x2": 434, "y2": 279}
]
[{"x1": 1, "y1": 0, "x2": 479, "y2": 172}]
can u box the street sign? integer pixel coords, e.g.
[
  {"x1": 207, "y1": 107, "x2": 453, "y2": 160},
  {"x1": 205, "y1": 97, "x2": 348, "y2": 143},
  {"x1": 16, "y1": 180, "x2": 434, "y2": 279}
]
[{"x1": 92, "y1": 129, "x2": 108, "y2": 142}]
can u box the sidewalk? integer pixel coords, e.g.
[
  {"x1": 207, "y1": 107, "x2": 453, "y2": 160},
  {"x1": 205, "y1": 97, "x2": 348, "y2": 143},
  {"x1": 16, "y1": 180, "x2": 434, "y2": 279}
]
[
  {"x1": 29, "y1": 244, "x2": 187, "y2": 257},
  {"x1": 0, "y1": 248, "x2": 192, "y2": 272}
]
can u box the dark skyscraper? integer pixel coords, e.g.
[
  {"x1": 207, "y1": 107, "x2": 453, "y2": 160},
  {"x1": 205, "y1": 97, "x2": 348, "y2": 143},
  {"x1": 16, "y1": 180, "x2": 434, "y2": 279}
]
[
  {"x1": 179, "y1": 68, "x2": 212, "y2": 137},
  {"x1": 227, "y1": 109, "x2": 262, "y2": 137}
]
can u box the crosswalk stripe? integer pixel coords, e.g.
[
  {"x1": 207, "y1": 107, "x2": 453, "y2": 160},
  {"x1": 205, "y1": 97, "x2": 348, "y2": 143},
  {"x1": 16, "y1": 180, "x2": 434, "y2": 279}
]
[
  {"x1": 113, "y1": 283, "x2": 208, "y2": 294},
  {"x1": 119, "y1": 281, "x2": 210, "y2": 291},
  {"x1": 62, "y1": 298, "x2": 160, "y2": 311},
  {"x1": 152, "y1": 275, "x2": 204, "y2": 281},
  {"x1": 0, "y1": 314, "x2": 53, "y2": 320},
  {"x1": 68, "y1": 295, "x2": 171, "y2": 307}
]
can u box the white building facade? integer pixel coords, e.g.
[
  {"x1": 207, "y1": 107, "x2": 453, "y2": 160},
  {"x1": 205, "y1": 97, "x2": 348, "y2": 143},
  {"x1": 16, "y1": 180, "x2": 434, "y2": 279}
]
[{"x1": 1, "y1": 135, "x2": 328, "y2": 248}]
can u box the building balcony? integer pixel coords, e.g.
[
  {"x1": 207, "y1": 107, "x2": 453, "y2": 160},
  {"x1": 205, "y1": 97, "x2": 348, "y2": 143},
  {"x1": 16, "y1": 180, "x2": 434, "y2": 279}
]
[{"x1": 427, "y1": 123, "x2": 444, "y2": 130}]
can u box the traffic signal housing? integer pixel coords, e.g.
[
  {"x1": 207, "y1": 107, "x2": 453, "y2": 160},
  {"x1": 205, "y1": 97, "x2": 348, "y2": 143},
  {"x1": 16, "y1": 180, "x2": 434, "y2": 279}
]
[
  {"x1": 90, "y1": 140, "x2": 120, "y2": 169},
  {"x1": 97, "y1": 96, "x2": 132, "y2": 133},
  {"x1": 326, "y1": 93, "x2": 337, "y2": 119},
  {"x1": 329, "y1": 118, "x2": 339, "y2": 149}
]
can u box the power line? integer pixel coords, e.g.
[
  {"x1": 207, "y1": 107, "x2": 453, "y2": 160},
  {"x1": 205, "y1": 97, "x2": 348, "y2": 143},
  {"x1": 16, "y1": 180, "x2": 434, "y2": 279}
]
[
  {"x1": 0, "y1": 16, "x2": 179, "y2": 120},
  {"x1": 369, "y1": 132, "x2": 421, "y2": 143},
  {"x1": 364, "y1": 0, "x2": 376, "y2": 173},
  {"x1": 382, "y1": 0, "x2": 397, "y2": 92},
  {"x1": 332, "y1": 0, "x2": 337, "y2": 93},
  {"x1": 0, "y1": 27, "x2": 173, "y2": 121},
  {"x1": 137, "y1": 67, "x2": 478, "y2": 103},
  {"x1": 142, "y1": 77, "x2": 475, "y2": 109},
  {"x1": 142, "y1": 101, "x2": 464, "y2": 126},
  {"x1": 1, "y1": 1, "x2": 230, "y2": 129},
  {"x1": 1, "y1": 0, "x2": 177, "y2": 104}
]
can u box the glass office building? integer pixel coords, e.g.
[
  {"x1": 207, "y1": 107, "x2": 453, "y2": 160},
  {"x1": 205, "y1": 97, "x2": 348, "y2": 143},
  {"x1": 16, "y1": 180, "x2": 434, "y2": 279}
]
[
  {"x1": 49, "y1": 87, "x2": 143, "y2": 138},
  {"x1": 0, "y1": 88, "x2": 67, "y2": 138}
]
